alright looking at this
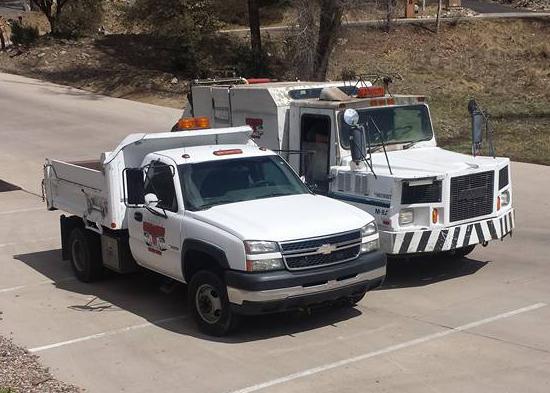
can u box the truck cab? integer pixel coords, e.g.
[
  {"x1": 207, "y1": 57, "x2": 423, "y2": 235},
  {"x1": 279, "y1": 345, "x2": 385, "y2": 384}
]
[
  {"x1": 177, "y1": 80, "x2": 514, "y2": 257},
  {"x1": 44, "y1": 126, "x2": 386, "y2": 336}
]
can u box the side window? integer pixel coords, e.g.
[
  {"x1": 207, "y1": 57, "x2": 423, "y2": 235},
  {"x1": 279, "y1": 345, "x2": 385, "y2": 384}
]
[
  {"x1": 144, "y1": 162, "x2": 178, "y2": 212},
  {"x1": 300, "y1": 114, "x2": 331, "y2": 193}
]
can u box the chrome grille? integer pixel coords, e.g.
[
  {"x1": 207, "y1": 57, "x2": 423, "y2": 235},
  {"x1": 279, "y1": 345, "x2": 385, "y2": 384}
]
[
  {"x1": 450, "y1": 171, "x2": 494, "y2": 222},
  {"x1": 280, "y1": 230, "x2": 361, "y2": 270}
]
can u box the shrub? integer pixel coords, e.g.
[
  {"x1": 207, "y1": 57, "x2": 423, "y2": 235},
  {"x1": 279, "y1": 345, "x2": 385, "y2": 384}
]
[
  {"x1": 56, "y1": 0, "x2": 104, "y2": 38},
  {"x1": 10, "y1": 22, "x2": 39, "y2": 45}
]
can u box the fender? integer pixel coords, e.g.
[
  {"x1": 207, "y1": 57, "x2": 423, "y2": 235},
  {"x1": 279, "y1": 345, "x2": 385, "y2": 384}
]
[{"x1": 181, "y1": 239, "x2": 230, "y2": 282}]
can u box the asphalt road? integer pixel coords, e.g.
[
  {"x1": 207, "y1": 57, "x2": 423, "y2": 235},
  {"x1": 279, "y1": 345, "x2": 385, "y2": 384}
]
[{"x1": 1, "y1": 73, "x2": 549, "y2": 393}]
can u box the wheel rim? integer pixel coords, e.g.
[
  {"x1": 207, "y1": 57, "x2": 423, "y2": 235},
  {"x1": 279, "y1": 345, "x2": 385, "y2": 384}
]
[
  {"x1": 195, "y1": 283, "x2": 223, "y2": 324},
  {"x1": 71, "y1": 238, "x2": 86, "y2": 272}
]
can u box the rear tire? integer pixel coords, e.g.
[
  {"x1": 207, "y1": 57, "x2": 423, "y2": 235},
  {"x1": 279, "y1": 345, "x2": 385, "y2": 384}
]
[
  {"x1": 69, "y1": 227, "x2": 103, "y2": 283},
  {"x1": 188, "y1": 270, "x2": 238, "y2": 336}
]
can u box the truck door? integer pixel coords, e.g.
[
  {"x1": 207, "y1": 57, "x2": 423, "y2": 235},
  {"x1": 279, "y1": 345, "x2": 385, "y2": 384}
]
[
  {"x1": 128, "y1": 160, "x2": 184, "y2": 280},
  {"x1": 300, "y1": 113, "x2": 332, "y2": 194},
  {"x1": 212, "y1": 87, "x2": 232, "y2": 128}
]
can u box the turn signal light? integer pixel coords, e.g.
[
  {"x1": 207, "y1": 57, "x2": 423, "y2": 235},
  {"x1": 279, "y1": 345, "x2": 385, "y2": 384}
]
[
  {"x1": 195, "y1": 116, "x2": 210, "y2": 128},
  {"x1": 177, "y1": 117, "x2": 196, "y2": 129},
  {"x1": 432, "y1": 208, "x2": 439, "y2": 224},
  {"x1": 177, "y1": 117, "x2": 210, "y2": 130}
]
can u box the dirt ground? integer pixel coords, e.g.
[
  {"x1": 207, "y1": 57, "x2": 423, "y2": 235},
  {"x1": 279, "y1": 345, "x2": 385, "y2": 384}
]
[{"x1": 0, "y1": 336, "x2": 81, "y2": 392}]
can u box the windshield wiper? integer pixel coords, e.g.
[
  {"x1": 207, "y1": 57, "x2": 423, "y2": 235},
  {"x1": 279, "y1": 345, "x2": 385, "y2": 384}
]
[
  {"x1": 198, "y1": 199, "x2": 234, "y2": 210},
  {"x1": 402, "y1": 141, "x2": 419, "y2": 150}
]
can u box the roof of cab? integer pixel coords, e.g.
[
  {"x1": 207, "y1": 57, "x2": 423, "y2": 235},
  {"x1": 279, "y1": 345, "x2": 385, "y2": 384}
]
[{"x1": 154, "y1": 144, "x2": 276, "y2": 166}]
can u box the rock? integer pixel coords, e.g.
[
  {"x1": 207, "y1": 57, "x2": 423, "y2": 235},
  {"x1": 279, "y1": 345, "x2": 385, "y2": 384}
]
[
  {"x1": 171, "y1": 77, "x2": 178, "y2": 85},
  {"x1": 60, "y1": 50, "x2": 67, "y2": 55},
  {"x1": 37, "y1": 52, "x2": 46, "y2": 58}
]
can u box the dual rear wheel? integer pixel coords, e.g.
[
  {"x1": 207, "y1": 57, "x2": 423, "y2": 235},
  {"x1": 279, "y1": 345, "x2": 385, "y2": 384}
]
[{"x1": 69, "y1": 227, "x2": 103, "y2": 283}]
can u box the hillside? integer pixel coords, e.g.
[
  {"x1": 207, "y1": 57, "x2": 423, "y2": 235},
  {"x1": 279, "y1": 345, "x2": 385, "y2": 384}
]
[
  {"x1": 0, "y1": 18, "x2": 548, "y2": 164},
  {"x1": 330, "y1": 19, "x2": 550, "y2": 164}
]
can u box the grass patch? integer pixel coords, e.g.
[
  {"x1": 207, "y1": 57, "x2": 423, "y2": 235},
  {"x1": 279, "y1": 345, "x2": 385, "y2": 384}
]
[{"x1": 331, "y1": 19, "x2": 550, "y2": 165}]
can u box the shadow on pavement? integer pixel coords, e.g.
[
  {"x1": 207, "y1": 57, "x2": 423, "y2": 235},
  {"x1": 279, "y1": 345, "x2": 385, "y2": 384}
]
[
  {"x1": 13, "y1": 249, "x2": 489, "y2": 341},
  {"x1": 13, "y1": 248, "x2": 361, "y2": 343},
  {"x1": 379, "y1": 254, "x2": 488, "y2": 290}
]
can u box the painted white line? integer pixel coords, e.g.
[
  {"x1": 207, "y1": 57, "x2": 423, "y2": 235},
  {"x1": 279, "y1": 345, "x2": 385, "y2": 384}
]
[
  {"x1": 0, "y1": 207, "x2": 44, "y2": 216},
  {"x1": 0, "y1": 277, "x2": 76, "y2": 295},
  {"x1": 227, "y1": 303, "x2": 546, "y2": 393},
  {"x1": 0, "y1": 285, "x2": 26, "y2": 293},
  {"x1": 29, "y1": 315, "x2": 188, "y2": 353},
  {"x1": 0, "y1": 236, "x2": 59, "y2": 248}
]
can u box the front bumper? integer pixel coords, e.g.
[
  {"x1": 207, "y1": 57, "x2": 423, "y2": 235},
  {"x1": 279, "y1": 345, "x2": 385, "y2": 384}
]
[
  {"x1": 382, "y1": 208, "x2": 515, "y2": 255},
  {"x1": 225, "y1": 250, "x2": 386, "y2": 315}
]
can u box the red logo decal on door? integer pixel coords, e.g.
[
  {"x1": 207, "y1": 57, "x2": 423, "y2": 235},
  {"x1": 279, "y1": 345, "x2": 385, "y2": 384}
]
[
  {"x1": 143, "y1": 222, "x2": 166, "y2": 255},
  {"x1": 245, "y1": 118, "x2": 264, "y2": 139}
]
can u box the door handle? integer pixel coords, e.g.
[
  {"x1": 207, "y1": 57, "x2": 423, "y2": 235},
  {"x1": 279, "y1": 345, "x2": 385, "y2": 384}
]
[{"x1": 134, "y1": 212, "x2": 143, "y2": 222}]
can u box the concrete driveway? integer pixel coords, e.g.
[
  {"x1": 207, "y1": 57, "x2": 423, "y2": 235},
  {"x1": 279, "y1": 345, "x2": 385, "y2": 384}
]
[{"x1": 1, "y1": 73, "x2": 549, "y2": 393}]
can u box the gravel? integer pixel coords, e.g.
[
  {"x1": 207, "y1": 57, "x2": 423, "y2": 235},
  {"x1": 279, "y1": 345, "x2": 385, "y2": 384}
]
[{"x1": 0, "y1": 336, "x2": 81, "y2": 393}]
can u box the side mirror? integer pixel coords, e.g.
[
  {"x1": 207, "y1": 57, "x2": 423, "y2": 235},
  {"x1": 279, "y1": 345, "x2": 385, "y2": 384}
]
[
  {"x1": 144, "y1": 193, "x2": 159, "y2": 208},
  {"x1": 343, "y1": 108, "x2": 359, "y2": 126},
  {"x1": 350, "y1": 127, "x2": 366, "y2": 164},
  {"x1": 468, "y1": 99, "x2": 484, "y2": 156},
  {"x1": 124, "y1": 168, "x2": 145, "y2": 206}
]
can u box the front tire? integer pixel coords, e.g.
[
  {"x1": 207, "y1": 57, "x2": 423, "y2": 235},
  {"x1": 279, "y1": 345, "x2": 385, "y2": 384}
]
[
  {"x1": 69, "y1": 227, "x2": 103, "y2": 283},
  {"x1": 348, "y1": 290, "x2": 367, "y2": 305},
  {"x1": 188, "y1": 270, "x2": 238, "y2": 336}
]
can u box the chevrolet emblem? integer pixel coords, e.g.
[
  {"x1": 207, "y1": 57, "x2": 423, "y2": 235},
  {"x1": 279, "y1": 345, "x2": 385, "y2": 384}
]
[{"x1": 317, "y1": 243, "x2": 337, "y2": 255}]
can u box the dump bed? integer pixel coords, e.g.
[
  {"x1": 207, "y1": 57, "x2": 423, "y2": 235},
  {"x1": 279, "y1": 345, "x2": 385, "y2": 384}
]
[
  {"x1": 43, "y1": 126, "x2": 254, "y2": 231},
  {"x1": 43, "y1": 158, "x2": 113, "y2": 230}
]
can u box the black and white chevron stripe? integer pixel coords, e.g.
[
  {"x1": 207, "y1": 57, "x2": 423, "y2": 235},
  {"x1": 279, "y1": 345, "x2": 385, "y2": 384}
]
[{"x1": 390, "y1": 209, "x2": 515, "y2": 254}]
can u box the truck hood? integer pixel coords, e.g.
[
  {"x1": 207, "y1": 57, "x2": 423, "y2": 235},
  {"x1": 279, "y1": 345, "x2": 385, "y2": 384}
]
[
  {"x1": 187, "y1": 194, "x2": 373, "y2": 242},
  {"x1": 369, "y1": 147, "x2": 508, "y2": 178}
]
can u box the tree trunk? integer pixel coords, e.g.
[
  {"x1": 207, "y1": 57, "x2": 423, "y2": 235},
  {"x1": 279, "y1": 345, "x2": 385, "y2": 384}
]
[
  {"x1": 0, "y1": 30, "x2": 5, "y2": 51},
  {"x1": 436, "y1": 0, "x2": 442, "y2": 33},
  {"x1": 313, "y1": 0, "x2": 345, "y2": 81},
  {"x1": 248, "y1": 0, "x2": 262, "y2": 75},
  {"x1": 386, "y1": 0, "x2": 391, "y2": 32},
  {"x1": 47, "y1": 14, "x2": 56, "y2": 34}
]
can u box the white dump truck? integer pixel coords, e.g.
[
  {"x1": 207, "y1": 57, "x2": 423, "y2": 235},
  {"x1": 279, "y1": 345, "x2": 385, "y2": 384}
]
[
  {"x1": 174, "y1": 79, "x2": 514, "y2": 258},
  {"x1": 43, "y1": 125, "x2": 386, "y2": 335}
]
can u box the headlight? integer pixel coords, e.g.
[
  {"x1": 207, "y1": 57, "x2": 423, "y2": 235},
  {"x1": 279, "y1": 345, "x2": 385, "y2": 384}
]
[
  {"x1": 246, "y1": 258, "x2": 284, "y2": 272},
  {"x1": 244, "y1": 240, "x2": 279, "y2": 254},
  {"x1": 361, "y1": 222, "x2": 377, "y2": 237},
  {"x1": 399, "y1": 208, "x2": 414, "y2": 225},
  {"x1": 501, "y1": 190, "x2": 510, "y2": 206},
  {"x1": 361, "y1": 239, "x2": 379, "y2": 253}
]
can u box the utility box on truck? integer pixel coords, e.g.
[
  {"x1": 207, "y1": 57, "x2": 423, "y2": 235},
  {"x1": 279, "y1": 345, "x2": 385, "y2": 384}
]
[{"x1": 176, "y1": 80, "x2": 515, "y2": 258}]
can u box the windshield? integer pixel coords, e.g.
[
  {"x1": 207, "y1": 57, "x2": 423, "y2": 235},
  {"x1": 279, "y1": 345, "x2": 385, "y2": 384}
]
[
  {"x1": 179, "y1": 155, "x2": 310, "y2": 211},
  {"x1": 339, "y1": 105, "x2": 433, "y2": 149}
]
